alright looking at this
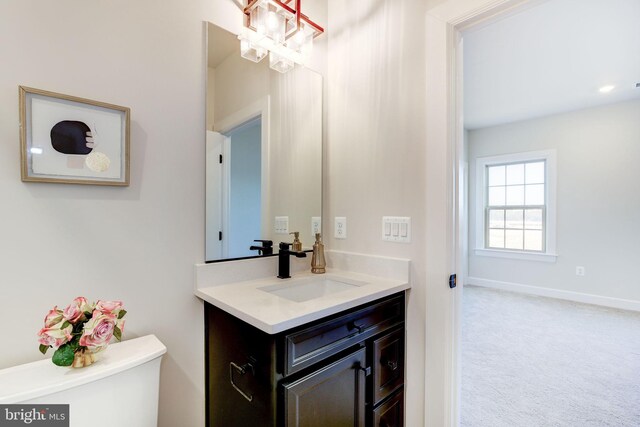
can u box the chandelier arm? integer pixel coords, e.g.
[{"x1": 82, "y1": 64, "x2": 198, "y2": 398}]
[
  {"x1": 240, "y1": 0, "x2": 323, "y2": 71},
  {"x1": 244, "y1": 0, "x2": 296, "y2": 15},
  {"x1": 299, "y1": 14, "x2": 324, "y2": 36},
  {"x1": 243, "y1": 0, "x2": 324, "y2": 36}
]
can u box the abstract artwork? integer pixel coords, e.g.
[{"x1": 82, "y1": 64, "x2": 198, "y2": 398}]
[{"x1": 19, "y1": 86, "x2": 130, "y2": 186}]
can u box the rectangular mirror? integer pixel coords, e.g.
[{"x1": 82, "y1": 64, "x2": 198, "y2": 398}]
[{"x1": 205, "y1": 22, "x2": 322, "y2": 262}]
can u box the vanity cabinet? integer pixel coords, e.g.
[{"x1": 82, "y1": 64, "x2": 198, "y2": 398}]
[
  {"x1": 205, "y1": 292, "x2": 406, "y2": 427},
  {"x1": 284, "y1": 347, "x2": 366, "y2": 427}
]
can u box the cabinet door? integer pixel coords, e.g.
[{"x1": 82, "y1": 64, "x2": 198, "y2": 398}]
[
  {"x1": 284, "y1": 348, "x2": 366, "y2": 427},
  {"x1": 206, "y1": 303, "x2": 278, "y2": 427},
  {"x1": 373, "y1": 390, "x2": 404, "y2": 427},
  {"x1": 372, "y1": 327, "x2": 404, "y2": 405}
]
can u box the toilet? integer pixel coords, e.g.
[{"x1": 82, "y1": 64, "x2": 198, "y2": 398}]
[{"x1": 0, "y1": 334, "x2": 166, "y2": 427}]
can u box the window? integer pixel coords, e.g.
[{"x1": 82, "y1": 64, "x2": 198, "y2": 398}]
[
  {"x1": 486, "y1": 161, "x2": 545, "y2": 251},
  {"x1": 475, "y1": 151, "x2": 557, "y2": 262}
]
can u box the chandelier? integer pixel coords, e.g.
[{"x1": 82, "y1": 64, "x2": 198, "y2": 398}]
[{"x1": 239, "y1": 0, "x2": 324, "y2": 73}]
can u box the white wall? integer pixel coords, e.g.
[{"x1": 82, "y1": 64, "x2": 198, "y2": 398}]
[
  {"x1": 326, "y1": 1, "x2": 429, "y2": 424},
  {"x1": 0, "y1": 1, "x2": 247, "y2": 426},
  {"x1": 213, "y1": 53, "x2": 270, "y2": 123},
  {"x1": 211, "y1": 52, "x2": 323, "y2": 248},
  {"x1": 206, "y1": 67, "x2": 216, "y2": 131},
  {"x1": 467, "y1": 100, "x2": 640, "y2": 302},
  {"x1": 268, "y1": 67, "x2": 323, "y2": 243},
  {"x1": 326, "y1": 0, "x2": 503, "y2": 425}
]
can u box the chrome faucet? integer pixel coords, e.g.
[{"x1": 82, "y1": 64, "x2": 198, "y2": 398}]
[{"x1": 277, "y1": 242, "x2": 307, "y2": 279}]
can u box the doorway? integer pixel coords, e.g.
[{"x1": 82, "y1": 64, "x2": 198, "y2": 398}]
[
  {"x1": 205, "y1": 116, "x2": 264, "y2": 260},
  {"x1": 226, "y1": 118, "x2": 263, "y2": 259},
  {"x1": 453, "y1": 0, "x2": 640, "y2": 424}
]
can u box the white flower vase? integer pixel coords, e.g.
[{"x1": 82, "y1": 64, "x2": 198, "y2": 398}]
[{"x1": 72, "y1": 349, "x2": 97, "y2": 368}]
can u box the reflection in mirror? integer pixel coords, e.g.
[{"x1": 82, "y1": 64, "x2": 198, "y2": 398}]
[{"x1": 205, "y1": 22, "x2": 322, "y2": 262}]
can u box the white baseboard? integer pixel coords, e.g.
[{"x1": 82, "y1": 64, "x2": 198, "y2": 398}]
[{"x1": 465, "y1": 277, "x2": 640, "y2": 312}]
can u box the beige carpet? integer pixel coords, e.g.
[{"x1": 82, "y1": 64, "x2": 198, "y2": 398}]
[{"x1": 461, "y1": 285, "x2": 640, "y2": 427}]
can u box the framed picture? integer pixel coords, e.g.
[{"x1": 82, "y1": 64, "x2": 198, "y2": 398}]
[{"x1": 19, "y1": 86, "x2": 130, "y2": 186}]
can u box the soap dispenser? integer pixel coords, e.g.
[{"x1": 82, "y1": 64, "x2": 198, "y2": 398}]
[
  {"x1": 311, "y1": 233, "x2": 326, "y2": 274},
  {"x1": 289, "y1": 231, "x2": 302, "y2": 252}
]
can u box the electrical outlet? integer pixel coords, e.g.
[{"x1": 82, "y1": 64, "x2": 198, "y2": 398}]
[
  {"x1": 334, "y1": 217, "x2": 347, "y2": 239},
  {"x1": 311, "y1": 217, "x2": 321, "y2": 237},
  {"x1": 576, "y1": 266, "x2": 585, "y2": 276},
  {"x1": 275, "y1": 216, "x2": 289, "y2": 234}
]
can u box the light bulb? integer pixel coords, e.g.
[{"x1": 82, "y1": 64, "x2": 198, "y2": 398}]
[
  {"x1": 251, "y1": 4, "x2": 268, "y2": 36},
  {"x1": 267, "y1": 11, "x2": 279, "y2": 30},
  {"x1": 264, "y1": 8, "x2": 285, "y2": 44},
  {"x1": 294, "y1": 30, "x2": 305, "y2": 45}
]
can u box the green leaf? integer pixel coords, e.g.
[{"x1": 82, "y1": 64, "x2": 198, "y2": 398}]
[
  {"x1": 72, "y1": 322, "x2": 84, "y2": 335},
  {"x1": 52, "y1": 344, "x2": 75, "y2": 366},
  {"x1": 113, "y1": 326, "x2": 122, "y2": 341},
  {"x1": 68, "y1": 337, "x2": 80, "y2": 351},
  {"x1": 62, "y1": 321, "x2": 71, "y2": 329},
  {"x1": 117, "y1": 309, "x2": 127, "y2": 320},
  {"x1": 39, "y1": 344, "x2": 49, "y2": 355}
]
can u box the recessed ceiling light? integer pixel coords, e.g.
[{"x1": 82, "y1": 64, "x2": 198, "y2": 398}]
[{"x1": 599, "y1": 85, "x2": 615, "y2": 93}]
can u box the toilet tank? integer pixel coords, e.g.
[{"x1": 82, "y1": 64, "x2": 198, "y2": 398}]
[{"x1": 0, "y1": 334, "x2": 166, "y2": 427}]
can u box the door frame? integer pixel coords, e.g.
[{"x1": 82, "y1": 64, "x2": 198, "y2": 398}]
[
  {"x1": 215, "y1": 97, "x2": 271, "y2": 257},
  {"x1": 442, "y1": 0, "x2": 538, "y2": 424}
]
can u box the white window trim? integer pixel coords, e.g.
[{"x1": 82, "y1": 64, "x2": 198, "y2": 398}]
[{"x1": 475, "y1": 150, "x2": 557, "y2": 262}]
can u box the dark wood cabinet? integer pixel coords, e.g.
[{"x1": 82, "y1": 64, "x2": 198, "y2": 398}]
[
  {"x1": 284, "y1": 348, "x2": 366, "y2": 427},
  {"x1": 205, "y1": 292, "x2": 406, "y2": 427},
  {"x1": 372, "y1": 327, "x2": 404, "y2": 405},
  {"x1": 373, "y1": 390, "x2": 404, "y2": 427}
]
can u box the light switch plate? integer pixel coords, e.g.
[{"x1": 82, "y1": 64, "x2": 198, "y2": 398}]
[
  {"x1": 334, "y1": 217, "x2": 347, "y2": 239},
  {"x1": 382, "y1": 216, "x2": 411, "y2": 243},
  {"x1": 275, "y1": 216, "x2": 289, "y2": 234},
  {"x1": 311, "y1": 217, "x2": 321, "y2": 237}
]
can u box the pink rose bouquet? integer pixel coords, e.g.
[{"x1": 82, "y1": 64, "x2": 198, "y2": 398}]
[{"x1": 38, "y1": 297, "x2": 127, "y2": 367}]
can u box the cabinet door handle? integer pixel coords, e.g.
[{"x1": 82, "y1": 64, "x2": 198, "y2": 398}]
[
  {"x1": 348, "y1": 321, "x2": 365, "y2": 334},
  {"x1": 229, "y1": 361, "x2": 254, "y2": 402},
  {"x1": 380, "y1": 357, "x2": 399, "y2": 371},
  {"x1": 354, "y1": 361, "x2": 367, "y2": 426},
  {"x1": 355, "y1": 362, "x2": 371, "y2": 377}
]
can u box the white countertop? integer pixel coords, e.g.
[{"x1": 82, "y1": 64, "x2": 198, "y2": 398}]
[{"x1": 195, "y1": 268, "x2": 410, "y2": 334}]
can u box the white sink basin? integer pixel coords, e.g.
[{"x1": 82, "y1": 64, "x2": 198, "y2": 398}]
[{"x1": 259, "y1": 275, "x2": 368, "y2": 302}]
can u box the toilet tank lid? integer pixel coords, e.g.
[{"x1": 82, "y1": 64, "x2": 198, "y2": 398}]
[{"x1": 0, "y1": 334, "x2": 167, "y2": 404}]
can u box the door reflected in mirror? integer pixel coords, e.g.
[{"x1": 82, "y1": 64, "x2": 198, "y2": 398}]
[{"x1": 205, "y1": 22, "x2": 322, "y2": 262}]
